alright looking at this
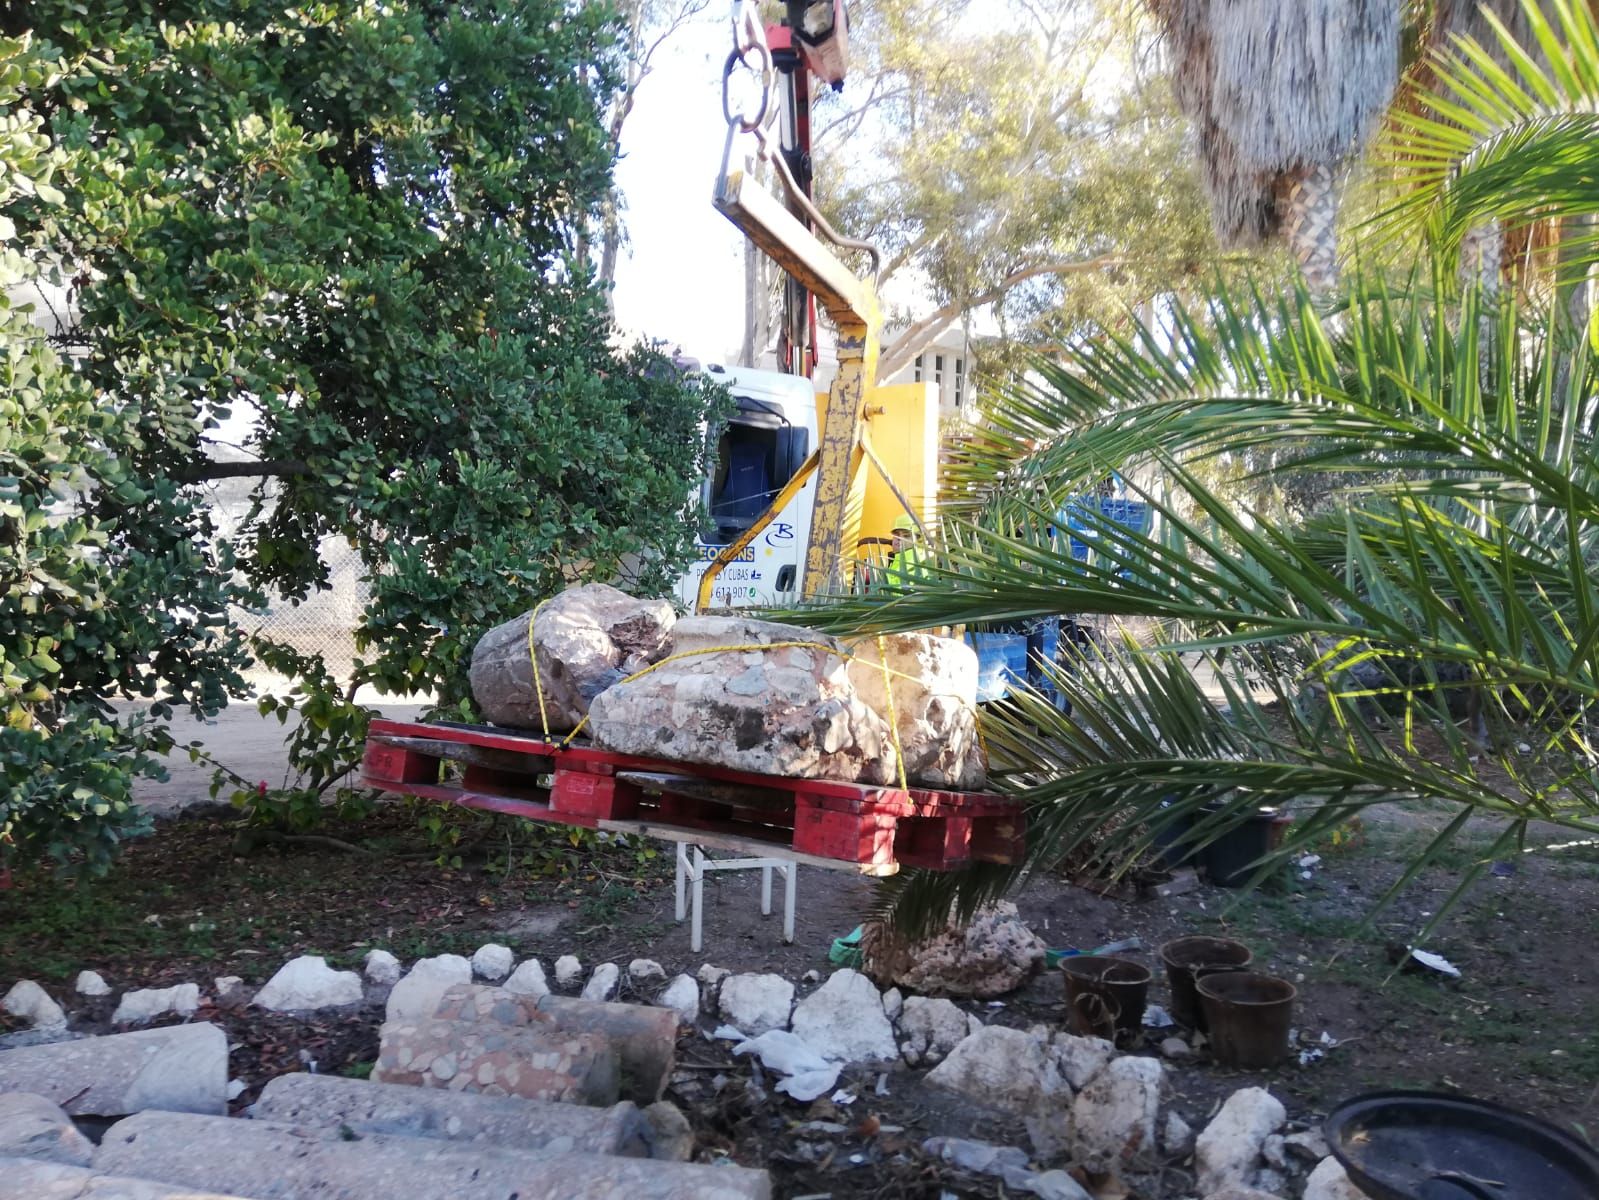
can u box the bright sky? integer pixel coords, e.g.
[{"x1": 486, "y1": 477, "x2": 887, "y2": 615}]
[{"x1": 610, "y1": 11, "x2": 748, "y2": 364}]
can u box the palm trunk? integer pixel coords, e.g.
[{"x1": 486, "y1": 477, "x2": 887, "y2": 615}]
[{"x1": 1281, "y1": 163, "x2": 1340, "y2": 295}]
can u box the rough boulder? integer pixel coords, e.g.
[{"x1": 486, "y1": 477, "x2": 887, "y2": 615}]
[
  {"x1": 470, "y1": 583, "x2": 675, "y2": 733},
  {"x1": 879, "y1": 901, "x2": 1046, "y2": 998},
  {"x1": 846, "y1": 632, "x2": 987, "y2": 789},
  {"x1": 587, "y1": 616, "x2": 897, "y2": 783}
]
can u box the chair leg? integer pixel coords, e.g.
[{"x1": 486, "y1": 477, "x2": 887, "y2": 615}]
[
  {"x1": 674, "y1": 843, "x2": 688, "y2": 923},
  {"x1": 760, "y1": 864, "x2": 773, "y2": 915},
  {"x1": 691, "y1": 846, "x2": 705, "y2": 954},
  {"x1": 782, "y1": 863, "x2": 797, "y2": 944}
]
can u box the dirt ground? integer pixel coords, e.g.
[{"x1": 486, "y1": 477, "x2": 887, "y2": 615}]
[{"x1": 3, "y1": 779, "x2": 1596, "y2": 1197}]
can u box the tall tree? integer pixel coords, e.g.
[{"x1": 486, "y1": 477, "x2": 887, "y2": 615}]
[
  {"x1": 812, "y1": 0, "x2": 1225, "y2": 382},
  {"x1": 2, "y1": 2, "x2": 728, "y2": 856},
  {"x1": 1148, "y1": 0, "x2": 1401, "y2": 291}
]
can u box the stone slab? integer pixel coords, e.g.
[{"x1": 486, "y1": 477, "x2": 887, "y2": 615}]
[
  {"x1": 95, "y1": 1110, "x2": 771, "y2": 1200},
  {"x1": 250, "y1": 1072, "x2": 648, "y2": 1156},
  {"x1": 0, "y1": 1023, "x2": 226, "y2": 1117}
]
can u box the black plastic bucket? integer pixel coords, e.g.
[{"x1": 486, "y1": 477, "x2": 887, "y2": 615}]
[{"x1": 1203, "y1": 808, "x2": 1292, "y2": 887}]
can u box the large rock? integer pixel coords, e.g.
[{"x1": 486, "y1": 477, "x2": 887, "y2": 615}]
[
  {"x1": 252, "y1": 955, "x2": 363, "y2": 1012},
  {"x1": 1195, "y1": 1087, "x2": 1286, "y2": 1194},
  {"x1": 717, "y1": 973, "x2": 794, "y2": 1037},
  {"x1": 789, "y1": 969, "x2": 897, "y2": 1063},
  {"x1": 74, "y1": 971, "x2": 112, "y2": 998},
  {"x1": 385, "y1": 954, "x2": 472, "y2": 1023},
  {"x1": 0, "y1": 1023, "x2": 227, "y2": 1117},
  {"x1": 503, "y1": 958, "x2": 551, "y2": 998},
  {"x1": 882, "y1": 901, "x2": 1047, "y2": 998},
  {"x1": 250, "y1": 1072, "x2": 649, "y2": 1157},
  {"x1": 110, "y1": 983, "x2": 199, "y2": 1025},
  {"x1": 96, "y1": 1110, "x2": 774, "y2": 1200},
  {"x1": 1, "y1": 981, "x2": 65, "y2": 1030},
  {"x1": 582, "y1": 963, "x2": 620, "y2": 1002},
  {"x1": 1070, "y1": 1055, "x2": 1164, "y2": 1171},
  {"x1": 896, "y1": 996, "x2": 972, "y2": 1066},
  {"x1": 1046, "y1": 1032, "x2": 1117, "y2": 1091},
  {"x1": 657, "y1": 975, "x2": 700, "y2": 1024},
  {"x1": 471, "y1": 944, "x2": 515, "y2": 983},
  {"x1": 587, "y1": 616, "x2": 897, "y2": 784},
  {"x1": 364, "y1": 949, "x2": 403, "y2": 986},
  {"x1": 1304, "y1": 1156, "x2": 1367, "y2": 1200},
  {"x1": 924, "y1": 1025, "x2": 1067, "y2": 1114},
  {"x1": 846, "y1": 632, "x2": 987, "y2": 788},
  {"x1": 0, "y1": 1093, "x2": 94, "y2": 1166},
  {"x1": 471, "y1": 583, "x2": 675, "y2": 733}
]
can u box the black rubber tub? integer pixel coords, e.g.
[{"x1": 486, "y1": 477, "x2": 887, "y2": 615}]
[{"x1": 1324, "y1": 1090, "x2": 1599, "y2": 1200}]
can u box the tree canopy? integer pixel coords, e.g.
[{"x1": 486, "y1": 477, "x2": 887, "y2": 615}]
[
  {"x1": 812, "y1": 0, "x2": 1234, "y2": 381},
  {"x1": 2, "y1": 2, "x2": 727, "y2": 865}
]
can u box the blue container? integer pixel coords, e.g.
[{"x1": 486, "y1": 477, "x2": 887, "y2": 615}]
[{"x1": 968, "y1": 632, "x2": 1028, "y2": 702}]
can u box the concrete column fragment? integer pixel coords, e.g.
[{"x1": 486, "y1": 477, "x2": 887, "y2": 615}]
[
  {"x1": 0, "y1": 1023, "x2": 227, "y2": 1117},
  {"x1": 95, "y1": 1110, "x2": 772, "y2": 1200},
  {"x1": 374, "y1": 1017, "x2": 619, "y2": 1105},
  {"x1": 249, "y1": 1072, "x2": 648, "y2": 1156}
]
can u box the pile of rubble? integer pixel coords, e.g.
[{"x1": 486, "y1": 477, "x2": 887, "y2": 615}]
[
  {"x1": 469, "y1": 583, "x2": 988, "y2": 788},
  {"x1": 0, "y1": 958, "x2": 768, "y2": 1199},
  {"x1": 1, "y1": 933, "x2": 1369, "y2": 1199}
]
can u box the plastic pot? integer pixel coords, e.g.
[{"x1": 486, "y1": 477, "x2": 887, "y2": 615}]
[
  {"x1": 1197, "y1": 971, "x2": 1296, "y2": 1068},
  {"x1": 1159, "y1": 935, "x2": 1253, "y2": 1030},
  {"x1": 1060, "y1": 955, "x2": 1151, "y2": 1041},
  {"x1": 1203, "y1": 808, "x2": 1293, "y2": 888}
]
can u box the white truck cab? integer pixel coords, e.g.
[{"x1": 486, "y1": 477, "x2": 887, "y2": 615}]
[{"x1": 675, "y1": 364, "x2": 819, "y2": 611}]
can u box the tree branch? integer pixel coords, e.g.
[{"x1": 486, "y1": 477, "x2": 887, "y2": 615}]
[
  {"x1": 875, "y1": 254, "x2": 1120, "y2": 380},
  {"x1": 179, "y1": 459, "x2": 314, "y2": 482}
]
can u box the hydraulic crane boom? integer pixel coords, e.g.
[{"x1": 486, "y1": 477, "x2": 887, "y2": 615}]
[{"x1": 699, "y1": 0, "x2": 930, "y2": 608}]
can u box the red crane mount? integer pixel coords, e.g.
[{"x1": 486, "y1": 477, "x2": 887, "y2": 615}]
[{"x1": 361, "y1": 716, "x2": 1025, "y2": 875}]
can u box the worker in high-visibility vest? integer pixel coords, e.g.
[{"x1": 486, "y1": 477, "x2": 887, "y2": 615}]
[{"x1": 883, "y1": 513, "x2": 929, "y2": 590}]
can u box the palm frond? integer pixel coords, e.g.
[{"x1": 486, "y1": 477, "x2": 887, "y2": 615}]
[{"x1": 1376, "y1": 0, "x2": 1599, "y2": 282}]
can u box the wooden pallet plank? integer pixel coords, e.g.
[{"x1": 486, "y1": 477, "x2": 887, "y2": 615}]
[{"x1": 361, "y1": 776, "x2": 591, "y2": 827}]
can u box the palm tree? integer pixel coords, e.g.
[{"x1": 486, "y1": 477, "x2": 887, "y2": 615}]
[
  {"x1": 1148, "y1": 0, "x2": 1403, "y2": 291},
  {"x1": 802, "y1": 0, "x2": 1599, "y2": 941}
]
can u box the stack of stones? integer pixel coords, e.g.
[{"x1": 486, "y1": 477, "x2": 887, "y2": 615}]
[{"x1": 0, "y1": 984, "x2": 770, "y2": 1200}]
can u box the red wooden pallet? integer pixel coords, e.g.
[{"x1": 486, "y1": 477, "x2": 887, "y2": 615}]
[{"x1": 360, "y1": 718, "x2": 1025, "y2": 872}]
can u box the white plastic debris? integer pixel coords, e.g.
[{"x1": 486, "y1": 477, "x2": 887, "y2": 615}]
[
  {"x1": 831, "y1": 1088, "x2": 857, "y2": 1106},
  {"x1": 1142, "y1": 1004, "x2": 1174, "y2": 1028},
  {"x1": 731, "y1": 1029, "x2": 841, "y2": 1102},
  {"x1": 1409, "y1": 948, "x2": 1462, "y2": 978}
]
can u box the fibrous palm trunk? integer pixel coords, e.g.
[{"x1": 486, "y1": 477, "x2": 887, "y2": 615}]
[{"x1": 1280, "y1": 163, "x2": 1341, "y2": 294}]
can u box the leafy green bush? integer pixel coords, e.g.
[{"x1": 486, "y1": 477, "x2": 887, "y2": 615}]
[{"x1": 2, "y1": 5, "x2": 729, "y2": 860}]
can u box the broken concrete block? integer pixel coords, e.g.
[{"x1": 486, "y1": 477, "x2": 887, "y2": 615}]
[
  {"x1": 657, "y1": 975, "x2": 700, "y2": 1024},
  {"x1": 588, "y1": 616, "x2": 896, "y2": 783},
  {"x1": 471, "y1": 583, "x2": 675, "y2": 733},
  {"x1": 250, "y1": 1072, "x2": 648, "y2": 1156},
  {"x1": 374, "y1": 1018, "x2": 619, "y2": 1105},
  {"x1": 1, "y1": 981, "x2": 66, "y2": 1030},
  {"x1": 582, "y1": 963, "x2": 620, "y2": 1002},
  {"x1": 0, "y1": 1093, "x2": 94, "y2": 1165},
  {"x1": 503, "y1": 958, "x2": 550, "y2": 998},
  {"x1": 0, "y1": 1023, "x2": 227, "y2": 1117},
  {"x1": 471, "y1": 944, "x2": 515, "y2": 983}
]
